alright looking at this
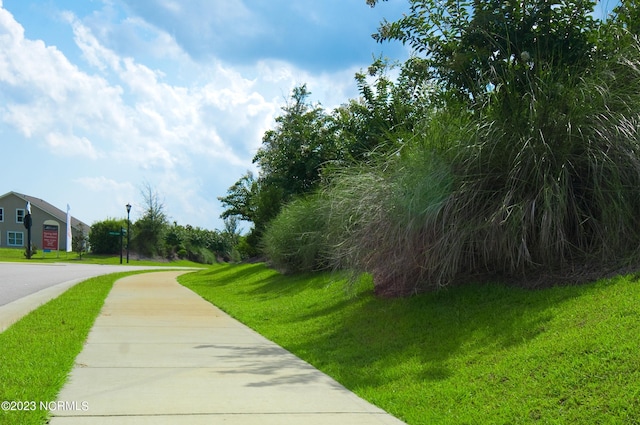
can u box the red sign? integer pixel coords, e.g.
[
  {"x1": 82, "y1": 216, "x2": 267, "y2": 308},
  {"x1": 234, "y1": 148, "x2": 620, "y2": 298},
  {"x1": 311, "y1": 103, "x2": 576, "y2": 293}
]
[{"x1": 42, "y1": 224, "x2": 59, "y2": 250}]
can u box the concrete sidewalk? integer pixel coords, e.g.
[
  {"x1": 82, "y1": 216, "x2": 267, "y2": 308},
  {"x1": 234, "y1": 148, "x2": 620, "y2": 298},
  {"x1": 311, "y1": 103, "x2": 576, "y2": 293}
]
[{"x1": 49, "y1": 271, "x2": 406, "y2": 424}]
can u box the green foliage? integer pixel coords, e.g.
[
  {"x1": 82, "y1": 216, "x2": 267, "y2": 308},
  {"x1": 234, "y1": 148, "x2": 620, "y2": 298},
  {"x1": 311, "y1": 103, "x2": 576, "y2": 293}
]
[
  {"x1": 130, "y1": 182, "x2": 231, "y2": 262},
  {"x1": 132, "y1": 183, "x2": 169, "y2": 257},
  {"x1": 218, "y1": 171, "x2": 257, "y2": 222},
  {"x1": 164, "y1": 222, "x2": 185, "y2": 250},
  {"x1": 180, "y1": 264, "x2": 640, "y2": 424},
  {"x1": 224, "y1": 67, "x2": 436, "y2": 257},
  {"x1": 262, "y1": 194, "x2": 331, "y2": 273},
  {"x1": 294, "y1": 1, "x2": 640, "y2": 294},
  {"x1": 324, "y1": 39, "x2": 640, "y2": 293},
  {"x1": 72, "y1": 232, "x2": 88, "y2": 258},
  {"x1": 325, "y1": 143, "x2": 455, "y2": 295},
  {"x1": 610, "y1": 0, "x2": 640, "y2": 38},
  {"x1": 221, "y1": 217, "x2": 244, "y2": 262},
  {"x1": 88, "y1": 218, "x2": 126, "y2": 254},
  {"x1": 235, "y1": 234, "x2": 258, "y2": 260},
  {"x1": 253, "y1": 84, "x2": 340, "y2": 198},
  {"x1": 225, "y1": 1, "x2": 640, "y2": 293},
  {"x1": 250, "y1": 183, "x2": 285, "y2": 234},
  {"x1": 445, "y1": 41, "x2": 640, "y2": 273},
  {"x1": 219, "y1": 171, "x2": 297, "y2": 256},
  {"x1": 221, "y1": 85, "x2": 345, "y2": 254},
  {"x1": 371, "y1": 0, "x2": 600, "y2": 105},
  {"x1": 164, "y1": 223, "x2": 229, "y2": 264},
  {"x1": 333, "y1": 58, "x2": 433, "y2": 162}
]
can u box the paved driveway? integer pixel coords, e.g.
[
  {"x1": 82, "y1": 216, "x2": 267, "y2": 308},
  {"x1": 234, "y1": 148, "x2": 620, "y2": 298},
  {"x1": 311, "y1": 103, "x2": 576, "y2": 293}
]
[{"x1": 0, "y1": 262, "x2": 198, "y2": 331}]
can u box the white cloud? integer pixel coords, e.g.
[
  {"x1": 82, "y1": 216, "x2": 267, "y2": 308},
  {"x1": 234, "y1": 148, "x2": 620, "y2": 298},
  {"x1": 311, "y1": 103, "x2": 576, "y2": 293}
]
[
  {"x1": 45, "y1": 133, "x2": 100, "y2": 159},
  {"x1": 63, "y1": 11, "x2": 121, "y2": 72},
  {"x1": 63, "y1": 15, "x2": 276, "y2": 169},
  {"x1": 0, "y1": 0, "x2": 386, "y2": 230},
  {"x1": 0, "y1": 8, "x2": 126, "y2": 142},
  {"x1": 75, "y1": 176, "x2": 133, "y2": 193}
]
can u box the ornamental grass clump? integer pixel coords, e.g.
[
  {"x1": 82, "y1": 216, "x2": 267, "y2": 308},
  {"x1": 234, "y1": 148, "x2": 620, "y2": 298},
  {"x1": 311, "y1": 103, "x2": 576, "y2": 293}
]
[
  {"x1": 261, "y1": 193, "x2": 332, "y2": 274},
  {"x1": 325, "y1": 40, "x2": 640, "y2": 296},
  {"x1": 324, "y1": 128, "x2": 459, "y2": 295},
  {"x1": 448, "y1": 41, "x2": 640, "y2": 279}
]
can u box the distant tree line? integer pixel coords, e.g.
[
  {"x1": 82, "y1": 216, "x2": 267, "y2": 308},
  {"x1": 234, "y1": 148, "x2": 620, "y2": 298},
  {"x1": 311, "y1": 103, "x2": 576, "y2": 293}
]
[{"x1": 89, "y1": 184, "x2": 242, "y2": 263}]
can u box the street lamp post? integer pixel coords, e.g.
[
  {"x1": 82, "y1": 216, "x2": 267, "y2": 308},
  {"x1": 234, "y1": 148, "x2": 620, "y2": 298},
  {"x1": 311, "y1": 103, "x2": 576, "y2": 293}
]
[{"x1": 126, "y1": 203, "x2": 131, "y2": 264}]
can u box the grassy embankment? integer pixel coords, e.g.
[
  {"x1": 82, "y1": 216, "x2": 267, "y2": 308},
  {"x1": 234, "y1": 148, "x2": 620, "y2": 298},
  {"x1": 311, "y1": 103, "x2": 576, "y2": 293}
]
[
  {"x1": 180, "y1": 263, "x2": 640, "y2": 425},
  {"x1": 2, "y1": 248, "x2": 638, "y2": 424}
]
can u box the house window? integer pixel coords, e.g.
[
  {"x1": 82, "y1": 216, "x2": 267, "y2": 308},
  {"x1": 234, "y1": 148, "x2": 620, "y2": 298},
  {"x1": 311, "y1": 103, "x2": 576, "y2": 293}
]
[
  {"x1": 16, "y1": 209, "x2": 25, "y2": 223},
  {"x1": 0, "y1": 207, "x2": 3, "y2": 222},
  {"x1": 8, "y1": 231, "x2": 24, "y2": 247}
]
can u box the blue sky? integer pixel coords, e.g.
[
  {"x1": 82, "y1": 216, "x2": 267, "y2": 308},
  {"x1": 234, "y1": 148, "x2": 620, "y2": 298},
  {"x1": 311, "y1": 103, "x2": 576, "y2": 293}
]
[{"x1": 0, "y1": 0, "x2": 408, "y2": 231}]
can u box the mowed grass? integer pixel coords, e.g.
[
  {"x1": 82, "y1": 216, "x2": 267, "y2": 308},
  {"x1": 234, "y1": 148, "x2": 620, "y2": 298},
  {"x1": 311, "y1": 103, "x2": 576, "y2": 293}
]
[
  {"x1": 0, "y1": 247, "x2": 202, "y2": 267},
  {"x1": 0, "y1": 271, "x2": 146, "y2": 425},
  {"x1": 180, "y1": 264, "x2": 640, "y2": 424}
]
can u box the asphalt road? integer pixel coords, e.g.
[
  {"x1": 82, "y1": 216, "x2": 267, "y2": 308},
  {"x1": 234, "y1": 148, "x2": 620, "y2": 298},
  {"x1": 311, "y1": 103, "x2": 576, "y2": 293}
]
[{"x1": 0, "y1": 262, "x2": 187, "y2": 307}]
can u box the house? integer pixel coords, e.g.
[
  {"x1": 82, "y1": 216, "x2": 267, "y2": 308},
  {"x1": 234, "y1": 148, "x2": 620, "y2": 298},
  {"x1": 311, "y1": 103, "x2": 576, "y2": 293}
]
[{"x1": 0, "y1": 191, "x2": 89, "y2": 251}]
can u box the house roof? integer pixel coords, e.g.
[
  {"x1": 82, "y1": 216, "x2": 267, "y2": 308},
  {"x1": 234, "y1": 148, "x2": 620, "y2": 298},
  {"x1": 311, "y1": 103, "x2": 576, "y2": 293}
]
[{"x1": 1, "y1": 191, "x2": 90, "y2": 232}]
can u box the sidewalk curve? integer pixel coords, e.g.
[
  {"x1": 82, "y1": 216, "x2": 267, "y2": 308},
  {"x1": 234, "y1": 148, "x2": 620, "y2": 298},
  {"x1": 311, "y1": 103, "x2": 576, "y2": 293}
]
[{"x1": 49, "y1": 271, "x2": 406, "y2": 424}]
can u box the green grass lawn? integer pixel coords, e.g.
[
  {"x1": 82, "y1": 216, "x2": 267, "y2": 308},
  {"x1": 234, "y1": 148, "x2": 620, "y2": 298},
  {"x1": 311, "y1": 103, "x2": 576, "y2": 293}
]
[
  {"x1": 0, "y1": 247, "x2": 202, "y2": 267},
  {"x1": 180, "y1": 264, "x2": 640, "y2": 425},
  {"x1": 0, "y1": 271, "x2": 148, "y2": 425}
]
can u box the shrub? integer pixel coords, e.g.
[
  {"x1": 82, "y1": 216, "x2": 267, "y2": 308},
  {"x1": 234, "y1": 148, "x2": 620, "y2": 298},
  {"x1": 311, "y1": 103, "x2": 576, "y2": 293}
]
[
  {"x1": 235, "y1": 235, "x2": 258, "y2": 260},
  {"x1": 262, "y1": 194, "x2": 331, "y2": 274},
  {"x1": 187, "y1": 247, "x2": 217, "y2": 265},
  {"x1": 89, "y1": 219, "x2": 126, "y2": 255},
  {"x1": 439, "y1": 40, "x2": 640, "y2": 279},
  {"x1": 325, "y1": 144, "x2": 456, "y2": 295},
  {"x1": 325, "y1": 39, "x2": 640, "y2": 295},
  {"x1": 259, "y1": 8, "x2": 640, "y2": 296}
]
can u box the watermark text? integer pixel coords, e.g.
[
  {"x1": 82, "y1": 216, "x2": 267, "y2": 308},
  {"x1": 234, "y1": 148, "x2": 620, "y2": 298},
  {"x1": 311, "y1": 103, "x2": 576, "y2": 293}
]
[{"x1": 1, "y1": 400, "x2": 89, "y2": 412}]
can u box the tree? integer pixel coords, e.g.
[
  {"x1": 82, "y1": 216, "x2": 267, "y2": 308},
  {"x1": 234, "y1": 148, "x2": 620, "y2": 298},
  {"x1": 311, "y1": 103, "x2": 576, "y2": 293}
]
[
  {"x1": 368, "y1": 0, "x2": 599, "y2": 106},
  {"x1": 218, "y1": 171, "x2": 279, "y2": 256},
  {"x1": 164, "y1": 222, "x2": 231, "y2": 264},
  {"x1": 89, "y1": 218, "x2": 126, "y2": 254},
  {"x1": 607, "y1": 0, "x2": 640, "y2": 33},
  {"x1": 132, "y1": 183, "x2": 169, "y2": 257},
  {"x1": 164, "y1": 222, "x2": 186, "y2": 258},
  {"x1": 222, "y1": 216, "x2": 241, "y2": 256},
  {"x1": 253, "y1": 84, "x2": 340, "y2": 199},
  {"x1": 72, "y1": 224, "x2": 88, "y2": 258},
  {"x1": 221, "y1": 85, "x2": 342, "y2": 255},
  {"x1": 219, "y1": 175, "x2": 284, "y2": 256},
  {"x1": 332, "y1": 57, "x2": 435, "y2": 162},
  {"x1": 218, "y1": 171, "x2": 257, "y2": 223}
]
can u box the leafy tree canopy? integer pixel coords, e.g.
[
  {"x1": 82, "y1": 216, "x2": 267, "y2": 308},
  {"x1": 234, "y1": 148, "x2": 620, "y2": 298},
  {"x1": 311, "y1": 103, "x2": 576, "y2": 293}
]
[
  {"x1": 368, "y1": 0, "x2": 601, "y2": 104},
  {"x1": 253, "y1": 84, "x2": 340, "y2": 197},
  {"x1": 218, "y1": 171, "x2": 257, "y2": 223},
  {"x1": 132, "y1": 183, "x2": 169, "y2": 257}
]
